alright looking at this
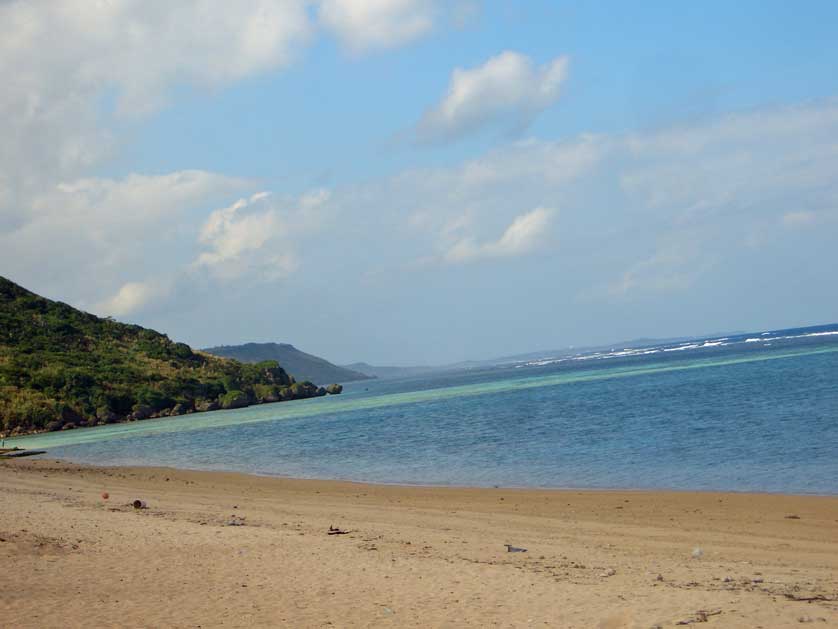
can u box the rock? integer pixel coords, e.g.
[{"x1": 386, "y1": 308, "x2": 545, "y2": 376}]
[
  {"x1": 95, "y1": 407, "x2": 119, "y2": 423},
  {"x1": 600, "y1": 568, "x2": 617, "y2": 577},
  {"x1": 195, "y1": 399, "x2": 220, "y2": 412},
  {"x1": 170, "y1": 401, "x2": 193, "y2": 416},
  {"x1": 45, "y1": 420, "x2": 63, "y2": 432},
  {"x1": 130, "y1": 404, "x2": 152, "y2": 420},
  {"x1": 61, "y1": 423, "x2": 77, "y2": 430},
  {"x1": 316, "y1": 387, "x2": 327, "y2": 397},
  {"x1": 61, "y1": 405, "x2": 83, "y2": 425},
  {"x1": 259, "y1": 362, "x2": 293, "y2": 386},
  {"x1": 289, "y1": 382, "x2": 320, "y2": 399},
  {"x1": 325, "y1": 384, "x2": 343, "y2": 395},
  {"x1": 221, "y1": 390, "x2": 251, "y2": 410}
]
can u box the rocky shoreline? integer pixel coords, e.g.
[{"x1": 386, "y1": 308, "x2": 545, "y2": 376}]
[{"x1": 3, "y1": 382, "x2": 343, "y2": 439}]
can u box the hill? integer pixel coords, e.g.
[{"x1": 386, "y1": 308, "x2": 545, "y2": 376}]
[
  {"x1": 0, "y1": 276, "x2": 333, "y2": 437},
  {"x1": 203, "y1": 343, "x2": 372, "y2": 385}
]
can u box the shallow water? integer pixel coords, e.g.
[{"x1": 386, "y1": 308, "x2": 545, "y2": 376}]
[{"x1": 8, "y1": 325, "x2": 838, "y2": 494}]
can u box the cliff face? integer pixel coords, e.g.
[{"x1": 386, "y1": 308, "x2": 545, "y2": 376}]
[
  {"x1": 203, "y1": 342, "x2": 372, "y2": 385},
  {"x1": 0, "y1": 276, "x2": 334, "y2": 437}
]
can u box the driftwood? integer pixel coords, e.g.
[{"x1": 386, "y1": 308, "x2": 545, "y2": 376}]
[
  {"x1": 783, "y1": 593, "x2": 833, "y2": 603},
  {"x1": 676, "y1": 609, "x2": 722, "y2": 625},
  {"x1": 328, "y1": 526, "x2": 350, "y2": 535},
  {"x1": 0, "y1": 449, "x2": 47, "y2": 459}
]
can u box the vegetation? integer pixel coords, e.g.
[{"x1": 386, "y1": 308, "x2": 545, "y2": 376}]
[
  {"x1": 202, "y1": 342, "x2": 372, "y2": 384},
  {"x1": 0, "y1": 276, "x2": 324, "y2": 436}
]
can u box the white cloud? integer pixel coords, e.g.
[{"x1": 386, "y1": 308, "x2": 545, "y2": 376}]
[
  {"x1": 604, "y1": 243, "x2": 716, "y2": 299},
  {"x1": 0, "y1": 0, "x2": 312, "y2": 116},
  {"x1": 99, "y1": 280, "x2": 171, "y2": 317},
  {"x1": 782, "y1": 210, "x2": 818, "y2": 227},
  {"x1": 318, "y1": 0, "x2": 441, "y2": 52},
  {"x1": 0, "y1": 1, "x2": 314, "y2": 303},
  {"x1": 444, "y1": 207, "x2": 555, "y2": 263},
  {"x1": 194, "y1": 188, "x2": 332, "y2": 281},
  {"x1": 196, "y1": 192, "x2": 286, "y2": 276},
  {"x1": 0, "y1": 170, "x2": 246, "y2": 308},
  {"x1": 416, "y1": 51, "x2": 569, "y2": 142},
  {"x1": 0, "y1": 1, "x2": 329, "y2": 311}
]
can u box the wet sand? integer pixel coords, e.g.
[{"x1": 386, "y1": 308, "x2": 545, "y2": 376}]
[{"x1": 1, "y1": 459, "x2": 836, "y2": 627}]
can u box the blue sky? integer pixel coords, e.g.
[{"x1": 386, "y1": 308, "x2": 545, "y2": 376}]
[{"x1": 2, "y1": 1, "x2": 838, "y2": 364}]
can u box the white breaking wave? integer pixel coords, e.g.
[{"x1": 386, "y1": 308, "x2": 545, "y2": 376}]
[{"x1": 514, "y1": 329, "x2": 837, "y2": 368}]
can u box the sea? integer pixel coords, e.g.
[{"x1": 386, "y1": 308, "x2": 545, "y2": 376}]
[{"x1": 7, "y1": 324, "x2": 838, "y2": 494}]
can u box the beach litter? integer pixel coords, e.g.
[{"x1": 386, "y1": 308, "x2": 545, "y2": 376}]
[
  {"x1": 504, "y1": 544, "x2": 527, "y2": 553},
  {"x1": 227, "y1": 515, "x2": 246, "y2": 527},
  {"x1": 328, "y1": 525, "x2": 350, "y2": 535},
  {"x1": 676, "y1": 609, "x2": 722, "y2": 625},
  {"x1": 132, "y1": 499, "x2": 147, "y2": 510},
  {"x1": 691, "y1": 546, "x2": 704, "y2": 559},
  {"x1": 101, "y1": 492, "x2": 109, "y2": 500}
]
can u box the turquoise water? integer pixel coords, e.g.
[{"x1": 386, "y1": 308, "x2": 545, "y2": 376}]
[{"x1": 8, "y1": 325, "x2": 838, "y2": 493}]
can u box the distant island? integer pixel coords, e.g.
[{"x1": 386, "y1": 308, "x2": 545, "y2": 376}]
[
  {"x1": 0, "y1": 276, "x2": 341, "y2": 438},
  {"x1": 203, "y1": 342, "x2": 372, "y2": 385}
]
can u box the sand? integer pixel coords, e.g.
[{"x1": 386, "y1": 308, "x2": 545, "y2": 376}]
[{"x1": 1, "y1": 459, "x2": 836, "y2": 628}]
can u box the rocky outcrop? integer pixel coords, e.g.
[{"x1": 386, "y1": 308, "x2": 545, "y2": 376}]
[
  {"x1": 130, "y1": 404, "x2": 152, "y2": 420},
  {"x1": 171, "y1": 401, "x2": 193, "y2": 416},
  {"x1": 61, "y1": 405, "x2": 84, "y2": 426},
  {"x1": 96, "y1": 407, "x2": 120, "y2": 424},
  {"x1": 195, "y1": 399, "x2": 220, "y2": 412},
  {"x1": 288, "y1": 382, "x2": 320, "y2": 400},
  {"x1": 220, "y1": 390, "x2": 251, "y2": 410},
  {"x1": 325, "y1": 384, "x2": 343, "y2": 395}
]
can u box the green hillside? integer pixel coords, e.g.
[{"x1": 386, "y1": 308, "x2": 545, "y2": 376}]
[
  {"x1": 203, "y1": 342, "x2": 372, "y2": 385},
  {"x1": 0, "y1": 276, "x2": 331, "y2": 437}
]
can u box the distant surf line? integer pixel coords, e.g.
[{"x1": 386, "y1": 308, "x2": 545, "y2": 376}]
[{"x1": 8, "y1": 344, "x2": 838, "y2": 450}]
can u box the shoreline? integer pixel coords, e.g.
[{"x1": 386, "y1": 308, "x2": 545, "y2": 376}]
[
  {"x1": 2, "y1": 458, "x2": 837, "y2": 627},
  {"x1": 20, "y1": 452, "x2": 838, "y2": 497}
]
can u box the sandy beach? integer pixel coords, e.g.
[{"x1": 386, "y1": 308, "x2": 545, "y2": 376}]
[{"x1": 1, "y1": 459, "x2": 836, "y2": 628}]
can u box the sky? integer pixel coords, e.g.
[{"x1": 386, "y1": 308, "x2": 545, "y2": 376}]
[{"x1": 2, "y1": 0, "x2": 838, "y2": 365}]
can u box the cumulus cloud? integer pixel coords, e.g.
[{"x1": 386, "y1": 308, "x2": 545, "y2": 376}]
[
  {"x1": 0, "y1": 170, "x2": 246, "y2": 309},
  {"x1": 0, "y1": 1, "x2": 313, "y2": 224},
  {"x1": 416, "y1": 51, "x2": 569, "y2": 143},
  {"x1": 443, "y1": 207, "x2": 555, "y2": 263},
  {"x1": 99, "y1": 280, "x2": 172, "y2": 317},
  {"x1": 194, "y1": 188, "x2": 332, "y2": 281},
  {"x1": 318, "y1": 0, "x2": 437, "y2": 52},
  {"x1": 0, "y1": 0, "x2": 312, "y2": 116}
]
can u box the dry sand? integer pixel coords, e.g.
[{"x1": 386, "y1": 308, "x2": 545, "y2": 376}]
[{"x1": 1, "y1": 459, "x2": 836, "y2": 628}]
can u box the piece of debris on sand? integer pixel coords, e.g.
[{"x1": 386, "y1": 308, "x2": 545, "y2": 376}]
[{"x1": 328, "y1": 525, "x2": 350, "y2": 535}]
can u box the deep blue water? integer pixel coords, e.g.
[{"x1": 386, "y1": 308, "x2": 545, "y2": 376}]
[{"x1": 10, "y1": 324, "x2": 838, "y2": 494}]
